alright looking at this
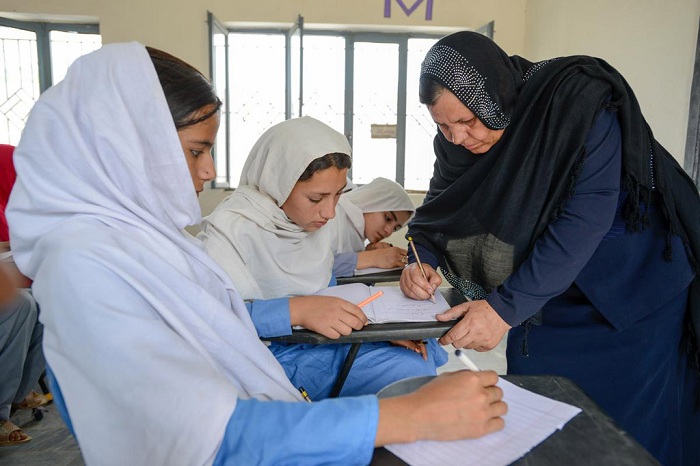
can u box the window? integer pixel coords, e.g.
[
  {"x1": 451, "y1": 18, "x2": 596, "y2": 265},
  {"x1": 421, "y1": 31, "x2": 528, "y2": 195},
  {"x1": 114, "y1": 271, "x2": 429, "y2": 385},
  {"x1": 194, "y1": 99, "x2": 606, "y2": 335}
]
[
  {"x1": 0, "y1": 17, "x2": 100, "y2": 145},
  {"x1": 209, "y1": 15, "x2": 453, "y2": 190}
]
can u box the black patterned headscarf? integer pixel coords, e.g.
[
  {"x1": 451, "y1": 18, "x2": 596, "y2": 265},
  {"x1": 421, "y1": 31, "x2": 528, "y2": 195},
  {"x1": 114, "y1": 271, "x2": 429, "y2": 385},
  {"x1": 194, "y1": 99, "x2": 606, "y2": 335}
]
[{"x1": 409, "y1": 31, "x2": 700, "y2": 366}]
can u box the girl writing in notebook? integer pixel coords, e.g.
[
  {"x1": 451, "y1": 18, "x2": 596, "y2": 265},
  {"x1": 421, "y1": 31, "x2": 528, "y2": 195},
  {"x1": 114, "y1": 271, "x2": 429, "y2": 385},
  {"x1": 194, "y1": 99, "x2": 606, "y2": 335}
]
[
  {"x1": 199, "y1": 116, "x2": 448, "y2": 400},
  {"x1": 328, "y1": 177, "x2": 415, "y2": 278}
]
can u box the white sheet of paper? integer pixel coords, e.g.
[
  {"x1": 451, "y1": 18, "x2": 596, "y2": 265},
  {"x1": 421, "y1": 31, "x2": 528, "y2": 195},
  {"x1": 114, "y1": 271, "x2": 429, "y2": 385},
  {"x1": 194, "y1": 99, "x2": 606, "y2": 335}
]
[
  {"x1": 385, "y1": 378, "x2": 582, "y2": 466},
  {"x1": 314, "y1": 283, "x2": 450, "y2": 323}
]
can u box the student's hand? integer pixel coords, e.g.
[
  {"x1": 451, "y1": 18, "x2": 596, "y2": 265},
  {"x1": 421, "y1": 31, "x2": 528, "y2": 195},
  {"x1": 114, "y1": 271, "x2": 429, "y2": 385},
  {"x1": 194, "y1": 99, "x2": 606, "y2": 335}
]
[
  {"x1": 365, "y1": 241, "x2": 392, "y2": 251},
  {"x1": 357, "y1": 247, "x2": 408, "y2": 270},
  {"x1": 289, "y1": 296, "x2": 368, "y2": 339},
  {"x1": 375, "y1": 370, "x2": 506, "y2": 445},
  {"x1": 399, "y1": 263, "x2": 441, "y2": 301},
  {"x1": 437, "y1": 300, "x2": 511, "y2": 351}
]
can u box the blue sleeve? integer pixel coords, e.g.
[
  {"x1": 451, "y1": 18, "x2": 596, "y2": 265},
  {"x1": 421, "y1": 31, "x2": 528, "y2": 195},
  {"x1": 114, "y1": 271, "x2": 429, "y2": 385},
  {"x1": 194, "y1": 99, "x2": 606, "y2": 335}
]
[
  {"x1": 487, "y1": 107, "x2": 622, "y2": 326},
  {"x1": 213, "y1": 396, "x2": 379, "y2": 466},
  {"x1": 333, "y1": 252, "x2": 358, "y2": 278},
  {"x1": 245, "y1": 298, "x2": 292, "y2": 338}
]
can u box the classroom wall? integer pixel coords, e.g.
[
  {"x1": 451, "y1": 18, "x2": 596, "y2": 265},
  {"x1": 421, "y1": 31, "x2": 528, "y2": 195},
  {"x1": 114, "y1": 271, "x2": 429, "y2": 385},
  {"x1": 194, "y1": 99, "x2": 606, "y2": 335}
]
[
  {"x1": 0, "y1": 0, "x2": 697, "y2": 163},
  {"x1": 524, "y1": 0, "x2": 700, "y2": 165}
]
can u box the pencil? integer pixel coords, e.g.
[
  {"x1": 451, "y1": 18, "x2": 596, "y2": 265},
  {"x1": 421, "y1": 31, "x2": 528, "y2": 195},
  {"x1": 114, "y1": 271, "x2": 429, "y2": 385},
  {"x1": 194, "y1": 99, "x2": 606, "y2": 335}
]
[
  {"x1": 357, "y1": 290, "x2": 384, "y2": 308},
  {"x1": 407, "y1": 236, "x2": 436, "y2": 303},
  {"x1": 298, "y1": 386, "x2": 312, "y2": 402},
  {"x1": 454, "y1": 349, "x2": 481, "y2": 371}
]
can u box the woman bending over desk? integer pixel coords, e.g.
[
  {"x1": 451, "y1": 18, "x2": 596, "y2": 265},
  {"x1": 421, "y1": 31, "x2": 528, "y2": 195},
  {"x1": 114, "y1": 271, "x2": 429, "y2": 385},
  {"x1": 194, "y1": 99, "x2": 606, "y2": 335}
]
[
  {"x1": 328, "y1": 176, "x2": 415, "y2": 278},
  {"x1": 400, "y1": 31, "x2": 700, "y2": 465},
  {"x1": 199, "y1": 116, "x2": 448, "y2": 400}
]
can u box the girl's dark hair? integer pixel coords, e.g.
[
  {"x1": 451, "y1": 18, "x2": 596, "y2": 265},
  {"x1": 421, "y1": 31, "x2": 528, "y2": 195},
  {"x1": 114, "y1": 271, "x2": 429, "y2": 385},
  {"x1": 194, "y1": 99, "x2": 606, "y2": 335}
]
[
  {"x1": 146, "y1": 46, "x2": 222, "y2": 129},
  {"x1": 298, "y1": 153, "x2": 352, "y2": 182},
  {"x1": 418, "y1": 75, "x2": 445, "y2": 106}
]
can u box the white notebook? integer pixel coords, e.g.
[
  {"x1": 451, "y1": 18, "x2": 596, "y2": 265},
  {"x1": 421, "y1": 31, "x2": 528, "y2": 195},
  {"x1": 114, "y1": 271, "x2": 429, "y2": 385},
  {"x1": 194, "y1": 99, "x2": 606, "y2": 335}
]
[{"x1": 313, "y1": 283, "x2": 449, "y2": 323}]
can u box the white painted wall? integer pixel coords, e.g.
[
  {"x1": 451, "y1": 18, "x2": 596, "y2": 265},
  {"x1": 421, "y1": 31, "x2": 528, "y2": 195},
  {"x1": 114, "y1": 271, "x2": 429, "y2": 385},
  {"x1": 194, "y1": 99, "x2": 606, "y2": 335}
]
[{"x1": 524, "y1": 0, "x2": 699, "y2": 163}]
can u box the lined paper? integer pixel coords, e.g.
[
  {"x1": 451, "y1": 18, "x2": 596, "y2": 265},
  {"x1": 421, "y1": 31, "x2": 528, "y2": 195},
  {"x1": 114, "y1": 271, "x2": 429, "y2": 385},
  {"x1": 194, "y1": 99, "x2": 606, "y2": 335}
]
[
  {"x1": 385, "y1": 378, "x2": 581, "y2": 466},
  {"x1": 314, "y1": 283, "x2": 449, "y2": 323}
]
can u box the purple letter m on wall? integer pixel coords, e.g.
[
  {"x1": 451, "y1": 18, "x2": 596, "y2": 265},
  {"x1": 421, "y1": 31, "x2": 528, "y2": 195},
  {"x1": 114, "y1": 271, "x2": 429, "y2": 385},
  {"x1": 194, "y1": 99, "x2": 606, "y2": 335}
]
[{"x1": 384, "y1": 0, "x2": 434, "y2": 21}]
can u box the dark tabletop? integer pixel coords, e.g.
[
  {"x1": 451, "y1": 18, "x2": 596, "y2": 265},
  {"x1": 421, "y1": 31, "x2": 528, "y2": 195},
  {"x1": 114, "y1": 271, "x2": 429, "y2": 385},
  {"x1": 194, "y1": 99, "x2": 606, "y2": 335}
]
[
  {"x1": 371, "y1": 375, "x2": 659, "y2": 465},
  {"x1": 336, "y1": 268, "x2": 404, "y2": 285}
]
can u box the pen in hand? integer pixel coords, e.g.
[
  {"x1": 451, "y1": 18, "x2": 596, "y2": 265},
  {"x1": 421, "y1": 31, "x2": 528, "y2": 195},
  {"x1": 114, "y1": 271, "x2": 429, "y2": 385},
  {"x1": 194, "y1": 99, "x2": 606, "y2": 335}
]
[{"x1": 407, "y1": 236, "x2": 436, "y2": 304}]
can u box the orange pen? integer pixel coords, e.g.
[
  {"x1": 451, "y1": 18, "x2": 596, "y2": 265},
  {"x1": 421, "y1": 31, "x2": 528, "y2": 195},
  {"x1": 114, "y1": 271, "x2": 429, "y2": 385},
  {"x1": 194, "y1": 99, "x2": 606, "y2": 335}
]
[{"x1": 357, "y1": 290, "x2": 384, "y2": 308}]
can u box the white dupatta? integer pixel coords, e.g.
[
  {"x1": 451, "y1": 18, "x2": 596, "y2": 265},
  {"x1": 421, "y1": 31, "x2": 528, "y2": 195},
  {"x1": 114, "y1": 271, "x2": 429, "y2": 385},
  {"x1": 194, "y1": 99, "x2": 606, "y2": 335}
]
[
  {"x1": 199, "y1": 116, "x2": 352, "y2": 299},
  {"x1": 328, "y1": 177, "x2": 416, "y2": 254},
  {"x1": 6, "y1": 43, "x2": 300, "y2": 465}
]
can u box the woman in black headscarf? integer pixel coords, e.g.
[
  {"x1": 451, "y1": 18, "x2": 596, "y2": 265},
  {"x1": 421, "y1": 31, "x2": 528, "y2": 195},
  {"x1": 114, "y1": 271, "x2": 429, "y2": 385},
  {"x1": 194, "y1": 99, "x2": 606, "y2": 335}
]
[{"x1": 401, "y1": 31, "x2": 700, "y2": 465}]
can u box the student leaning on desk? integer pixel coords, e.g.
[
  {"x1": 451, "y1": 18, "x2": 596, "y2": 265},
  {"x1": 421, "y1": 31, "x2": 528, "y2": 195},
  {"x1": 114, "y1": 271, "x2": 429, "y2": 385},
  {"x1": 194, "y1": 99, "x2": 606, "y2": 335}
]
[
  {"x1": 326, "y1": 176, "x2": 415, "y2": 278},
  {"x1": 198, "y1": 116, "x2": 446, "y2": 401},
  {"x1": 6, "y1": 43, "x2": 506, "y2": 464}
]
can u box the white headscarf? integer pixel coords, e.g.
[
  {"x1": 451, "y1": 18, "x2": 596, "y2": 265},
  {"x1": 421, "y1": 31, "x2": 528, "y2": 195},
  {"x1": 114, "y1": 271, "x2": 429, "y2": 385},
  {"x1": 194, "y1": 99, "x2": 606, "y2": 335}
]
[
  {"x1": 198, "y1": 116, "x2": 351, "y2": 300},
  {"x1": 6, "y1": 42, "x2": 300, "y2": 465},
  {"x1": 328, "y1": 177, "x2": 416, "y2": 254}
]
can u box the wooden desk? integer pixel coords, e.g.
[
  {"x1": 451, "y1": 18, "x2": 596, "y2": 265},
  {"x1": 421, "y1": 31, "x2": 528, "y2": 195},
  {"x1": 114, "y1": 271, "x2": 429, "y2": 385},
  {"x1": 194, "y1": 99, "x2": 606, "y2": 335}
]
[
  {"x1": 371, "y1": 375, "x2": 659, "y2": 466},
  {"x1": 336, "y1": 268, "x2": 403, "y2": 285},
  {"x1": 265, "y1": 287, "x2": 464, "y2": 397}
]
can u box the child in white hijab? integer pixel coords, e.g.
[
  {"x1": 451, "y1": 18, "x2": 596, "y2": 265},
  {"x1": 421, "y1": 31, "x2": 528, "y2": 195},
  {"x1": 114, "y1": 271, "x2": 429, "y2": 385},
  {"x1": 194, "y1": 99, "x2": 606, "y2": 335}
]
[
  {"x1": 328, "y1": 177, "x2": 416, "y2": 277},
  {"x1": 199, "y1": 117, "x2": 449, "y2": 400},
  {"x1": 7, "y1": 44, "x2": 505, "y2": 464}
]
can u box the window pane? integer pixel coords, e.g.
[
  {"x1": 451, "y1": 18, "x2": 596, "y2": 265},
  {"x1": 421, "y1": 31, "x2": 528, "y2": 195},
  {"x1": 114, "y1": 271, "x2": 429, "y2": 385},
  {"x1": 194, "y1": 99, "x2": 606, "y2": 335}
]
[
  {"x1": 352, "y1": 42, "x2": 398, "y2": 185},
  {"x1": 302, "y1": 35, "x2": 345, "y2": 133},
  {"x1": 405, "y1": 38, "x2": 438, "y2": 191},
  {"x1": 0, "y1": 26, "x2": 39, "y2": 145},
  {"x1": 212, "y1": 29, "x2": 229, "y2": 185},
  {"x1": 228, "y1": 33, "x2": 285, "y2": 187},
  {"x1": 50, "y1": 30, "x2": 101, "y2": 84}
]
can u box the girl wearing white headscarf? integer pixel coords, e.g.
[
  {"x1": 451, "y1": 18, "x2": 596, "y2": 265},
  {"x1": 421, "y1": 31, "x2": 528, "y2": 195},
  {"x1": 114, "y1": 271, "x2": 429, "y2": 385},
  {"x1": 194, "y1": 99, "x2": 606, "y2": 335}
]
[
  {"x1": 328, "y1": 177, "x2": 416, "y2": 278},
  {"x1": 7, "y1": 44, "x2": 506, "y2": 464},
  {"x1": 199, "y1": 117, "x2": 448, "y2": 400}
]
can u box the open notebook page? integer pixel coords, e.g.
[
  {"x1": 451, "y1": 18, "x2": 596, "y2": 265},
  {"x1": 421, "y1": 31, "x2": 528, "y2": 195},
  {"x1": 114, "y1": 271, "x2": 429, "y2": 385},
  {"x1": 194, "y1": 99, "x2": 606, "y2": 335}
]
[
  {"x1": 385, "y1": 377, "x2": 582, "y2": 466},
  {"x1": 314, "y1": 283, "x2": 450, "y2": 323}
]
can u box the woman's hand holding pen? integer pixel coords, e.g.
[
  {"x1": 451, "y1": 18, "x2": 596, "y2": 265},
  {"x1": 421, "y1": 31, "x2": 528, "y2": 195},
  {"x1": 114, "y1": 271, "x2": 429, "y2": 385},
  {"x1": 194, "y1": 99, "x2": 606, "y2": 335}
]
[
  {"x1": 289, "y1": 296, "x2": 368, "y2": 339},
  {"x1": 375, "y1": 370, "x2": 506, "y2": 446},
  {"x1": 399, "y1": 262, "x2": 441, "y2": 301},
  {"x1": 437, "y1": 300, "x2": 511, "y2": 351}
]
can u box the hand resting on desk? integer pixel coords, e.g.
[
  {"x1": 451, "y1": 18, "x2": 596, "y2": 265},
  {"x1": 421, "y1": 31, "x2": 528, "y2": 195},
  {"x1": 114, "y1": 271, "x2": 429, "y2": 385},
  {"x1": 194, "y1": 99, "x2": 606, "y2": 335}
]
[
  {"x1": 357, "y1": 245, "x2": 408, "y2": 270},
  {"x1": 437, "y1": 300, "x2": 511, "y2": 351},
  {"x1": 375, "y1": 369, "x2": 507, "y2": 446},
  {"x1": 289, "y1": 295, "x2": 368, "y2": 339}
]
